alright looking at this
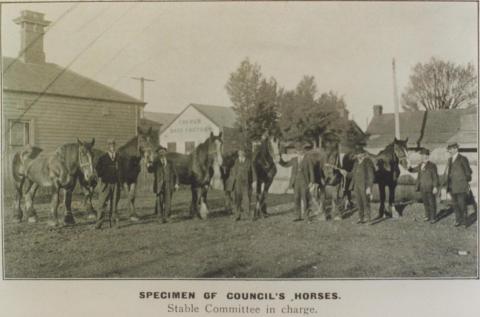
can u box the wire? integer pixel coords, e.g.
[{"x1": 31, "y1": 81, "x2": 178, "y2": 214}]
[{"x1": 4, "y1": 3, "x2": 80, "y2": 74}]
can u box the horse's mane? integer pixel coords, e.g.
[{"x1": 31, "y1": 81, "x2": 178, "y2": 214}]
[{"x1": 55, "y1": 143, "x2": 78, "y2": 161}]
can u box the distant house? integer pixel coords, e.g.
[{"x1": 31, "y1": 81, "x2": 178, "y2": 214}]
[
  {"x1": 159, "y1": 103, "x2": 236, "y2": 154},
  {"x1": 3, "y1": 10, "x2": 145, "y2": 159},
  {"x1": 366, "y1": 105, "x2": 477, "y2": 155}
]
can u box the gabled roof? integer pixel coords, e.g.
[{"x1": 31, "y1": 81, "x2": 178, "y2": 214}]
[
  {"x1": 3, "y1": 57, "x2": 145, "y2": 105},
  {"x1": 190, "y1": 103, "x2": 237, "y2": 128},
  {"x1": 144, "y1": 111, "x2": 177, "y2": 131},
  {"x1": 160, "y1": 103, "x2": 237, "y2": 134},
  {"x1": 366, "y1": 107, "x2": 477, "y2": 149}
]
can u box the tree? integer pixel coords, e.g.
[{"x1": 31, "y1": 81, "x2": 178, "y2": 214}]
[
  {"x1": 402, "y1": 57, "x2": 477, "y2": 111},
  {"x1": 225, "y1": 59, "x2": 279, "y2": 140}
]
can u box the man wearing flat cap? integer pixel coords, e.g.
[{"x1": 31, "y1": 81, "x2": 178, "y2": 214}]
[
  {"x1": 279, "y1": 142, "x2": 315, "y2": 221},
  {"x1": 226, "y1": 146, "x2": 257, "y2": 221},
  {"x1": 95, "y1": 138, "x2": 123, "y2": 229},
  {"x1": 147, "y1": 146, "x2": 179, "y2": 223},
  {"x1": 443, "y1": 142, "x2": 472, "y2": 227},
  {"x1": 408, "y1": 148, "x2": 439, "y2": 223}
]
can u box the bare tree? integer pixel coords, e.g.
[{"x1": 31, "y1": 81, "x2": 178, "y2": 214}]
[{"x1": 402, "y1": 57, "x2": 477, "y2": 111}]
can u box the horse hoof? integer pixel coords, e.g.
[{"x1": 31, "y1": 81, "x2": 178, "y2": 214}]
[
  {"x1": 27, "y1": 216, "x2": 38, "y2": 223},
  {"x1": 130, "y1": 216, "x2": 140, "y2": 222},
  {"x1": 63, "y1": 214, "x2": 76, "y2": 225},
  {"x1": 87, "y1": 213, "x2": 97, "y2": 220}
]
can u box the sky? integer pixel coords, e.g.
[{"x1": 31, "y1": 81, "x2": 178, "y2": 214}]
[{"x1": 2, "y1": 1, "x2": 477, "y2": 130}]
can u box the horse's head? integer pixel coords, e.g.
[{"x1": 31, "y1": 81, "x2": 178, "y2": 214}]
[
  {"x1": 207, "y1": 131, "x2": 223, "y2": 166},
  {"x1": 77, "y1": 138, "x2": 96, "y2": 184},
  {"x1": 137, "y1": 127, "x2": 158, "y2": 167},
  {"x1": 393, "y1": 137, "x2": 409, "y2": 169}
]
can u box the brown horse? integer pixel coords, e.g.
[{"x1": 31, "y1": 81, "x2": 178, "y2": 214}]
[
  {"x1": 156, "y1": 132, "x2": 223, "y2": 219},
  {"x1": 11, "y1": 139, "x2": 96, "y2": 226},
  {"x1": 81, "y1": 127, "x2": 158, "y2": 220}
]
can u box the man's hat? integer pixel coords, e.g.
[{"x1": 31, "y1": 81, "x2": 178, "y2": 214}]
[
  {"x1": 303, "y1": 142, "x2": 313, "y2": 150},
  {"x1": 447, "y1": 142, "x2": 459, "y2": 150},
  {"x1": 107, "y1": 138, "x2": 116, "y2": 145},
  {"x1": 157, "y1": 145, "x2": 167, "y2": 153},
  {"x1": 419, "y1": 148, "x2": 430, "y2": 156}
]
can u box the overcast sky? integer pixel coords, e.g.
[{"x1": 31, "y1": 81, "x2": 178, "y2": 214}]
[{"x1": 2, "y1": 1, "x2": 477, "y2": 130}]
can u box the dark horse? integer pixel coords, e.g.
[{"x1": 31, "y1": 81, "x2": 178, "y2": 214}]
[
  {"x1": 343, "y1": 137, "x2": 410, "y2": 217},
  {"x1": 220, "y1": 132, "x2": 278, "y2": 218},
  {"x1": 11, "y1": 139, "x2": 96, "y2": 226},
  {"x1": 161, "y1": 132, "x2": 223, "y2": 219},
  {"x1": 82, "y1": 127, "x2": 158, "y2": 219}
]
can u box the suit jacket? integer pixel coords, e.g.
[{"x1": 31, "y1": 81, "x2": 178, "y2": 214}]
[
  {"x1": 96, "y1": 152, "x2": 122, "y2": 184},
  {"x1": 444, "y1": 154, "x2": 472, "y2": 194},
  {"x1": 279, "y1": 155, "x2": 315, "y2": 188},
  {"x1": 348, "y1": 157, "x2": 375, "y2": 191},
  {"x1": 408, "y1": 161, "x2": 439, "y2": 193},
  {"x1": 226, "y1": 158, "x2": 257, "y2": 191},
  {"x1": 147, "y1": 158, "x2": 178, "y2": 194}
]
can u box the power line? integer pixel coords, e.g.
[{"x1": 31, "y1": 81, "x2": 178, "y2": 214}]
[
  {"x1": 4, "y1": 3, "x2": 80, "y2": 74},
  {"x1": 10, "y1": 3, "x2": 138, "y2": 127}
]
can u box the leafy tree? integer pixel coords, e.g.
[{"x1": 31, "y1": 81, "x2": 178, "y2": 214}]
[
  {"x1": 226, "y1": 59, "x2": 279, "y2": 140},
  {"x1": 402, "y1": 57, "x2": 477, "y2": 111}
]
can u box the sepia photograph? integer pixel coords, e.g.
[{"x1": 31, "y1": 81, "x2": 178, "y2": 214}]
[{"x1": 1, "y1": 0, "x2": 478, "y2": 280}]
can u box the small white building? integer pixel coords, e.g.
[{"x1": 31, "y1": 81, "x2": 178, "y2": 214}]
[{"x1": 159, "y1": 103, "x2": 236, "y2": 154}]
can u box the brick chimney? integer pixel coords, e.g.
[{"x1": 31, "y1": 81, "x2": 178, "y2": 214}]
[
  {"x1": 373, "y1": 104, "x2": 383, "y2": 117},
  {"x1": 14, "y1": 10, "x2": 50, "y2": 64}
]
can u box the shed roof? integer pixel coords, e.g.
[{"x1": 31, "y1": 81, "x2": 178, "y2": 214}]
[
  {"x1": 144, "y1": 111, "x2": 177, "y2": 131},
  {"x1": 3, "y1": 57, "x2": 144, "y2": 105},
  {"x1": 366, "y1": 107, "x2": 477, "y2": 149}
]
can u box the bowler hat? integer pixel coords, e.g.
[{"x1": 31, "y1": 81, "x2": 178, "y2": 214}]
[
  {"x1": 303, "y1": 142, "x2": 313, "y2": 150},
  {"x1": 157, "y1": 146, "x2": 167, "y2": 153},
  {"x1": 447, "y1": 142, "x2": 459, "y2": 150},
  {"x1": 419, "y1": 148, "x2": 430, "y2": 156}
]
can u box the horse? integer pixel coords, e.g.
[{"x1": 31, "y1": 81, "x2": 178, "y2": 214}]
[
  {"x1": 309, "y1": 138, "x2": 345, "y2": 220},
  {"x1": 343, "y1": 137, "x2": 410, "y2": 217},
  {"x1": 220, "y1": 133, "x2": 278, "y2": 218},
  {"x1": 160, "y1": 132, "x2": 223, "y2": 219},
  {"x1": 11, "y1": 139, "x2": 96, "y2": 226}
]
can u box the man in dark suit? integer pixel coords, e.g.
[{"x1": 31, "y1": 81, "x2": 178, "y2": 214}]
[
  {"x1": 95, "y1": 138, "x2": 122, "y2": 229},
  {"x1": 279, "y1": 143, "x2": 315, "y2": 221},
  {"x1": 147, "y1": 146, "x2": 178, "y2": 223},
  {"x1": 226, "y1": 147, "x2": 257, "y2": 221},
  {"x1": 444, "y1": 142, "x2": 472, "y2": 227},
  {"x1": 408, "y1": 148, "x2": 439, "y2": 223},
  {"x1": 348, "y1": 149, "x2": 375, "y2": 224}
]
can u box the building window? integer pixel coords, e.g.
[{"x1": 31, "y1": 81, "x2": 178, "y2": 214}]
[
  {"x1": 167, "y1": 142, "x2": 176, "y2": 153},
  {"x1": 185, "y1": 141, "x2": 195, "y2": 154},
  {"x1": 9, "y1": 120, "x2": 30, "y2": 146}
]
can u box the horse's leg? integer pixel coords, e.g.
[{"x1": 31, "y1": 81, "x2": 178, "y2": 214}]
[
  {"x1": 261, "y1": 181, "x2": 272, "y2": 218},
  {"x1": 190, "y1": 186, "x2": 197, "y2": 219},
  {"x1": 127, "y1": 183, "x2": 139, "y2": 221},
  {"x1": 377, "y1": 182, "x2": 387, "y2": 219},
  {"x1": 48, "y1": 185, "x2": 61, "y2": 227},
  {"x1": 24, "y1": 182, "x2": 39, "y2": 223},
  {"x1": 13, "y1": 177, "x2": 25, "y2": 223},
  {"x1": 389, "y1": 183, "x2": 400, "y2": 218},
  {"x1": 318, "y1": 186, "x2": 326, "y2": 220},
  {"x1": 199, "y1": 185, "x2": 209, "y2": 219},
  {"x1": 63, "y1": 178, "x2": 77, "y2": 225},
  {"x1": 83, "y1": 185, "x2": 97, "y2": 220}
]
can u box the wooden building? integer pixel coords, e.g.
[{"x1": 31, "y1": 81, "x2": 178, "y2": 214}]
[{"x1": 3, "y1": 11, "x2": 145, "y2": 166}]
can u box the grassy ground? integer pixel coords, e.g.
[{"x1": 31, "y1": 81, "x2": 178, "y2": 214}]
[{"x1": 2, "y1": 189, "x2": 477, "y2": 278}]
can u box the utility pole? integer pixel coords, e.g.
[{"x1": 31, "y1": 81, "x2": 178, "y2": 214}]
[
  {"x1": 131, "y1": 76, "x2": 155, "y2": 102},
  {"x1": 392, "y1": 58, "x2": 401, "y2": 139}
]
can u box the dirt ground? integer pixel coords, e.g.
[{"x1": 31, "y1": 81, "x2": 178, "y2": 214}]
[{"x1": 2, "y1": 189, "x2": 477, "y2": 279}]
